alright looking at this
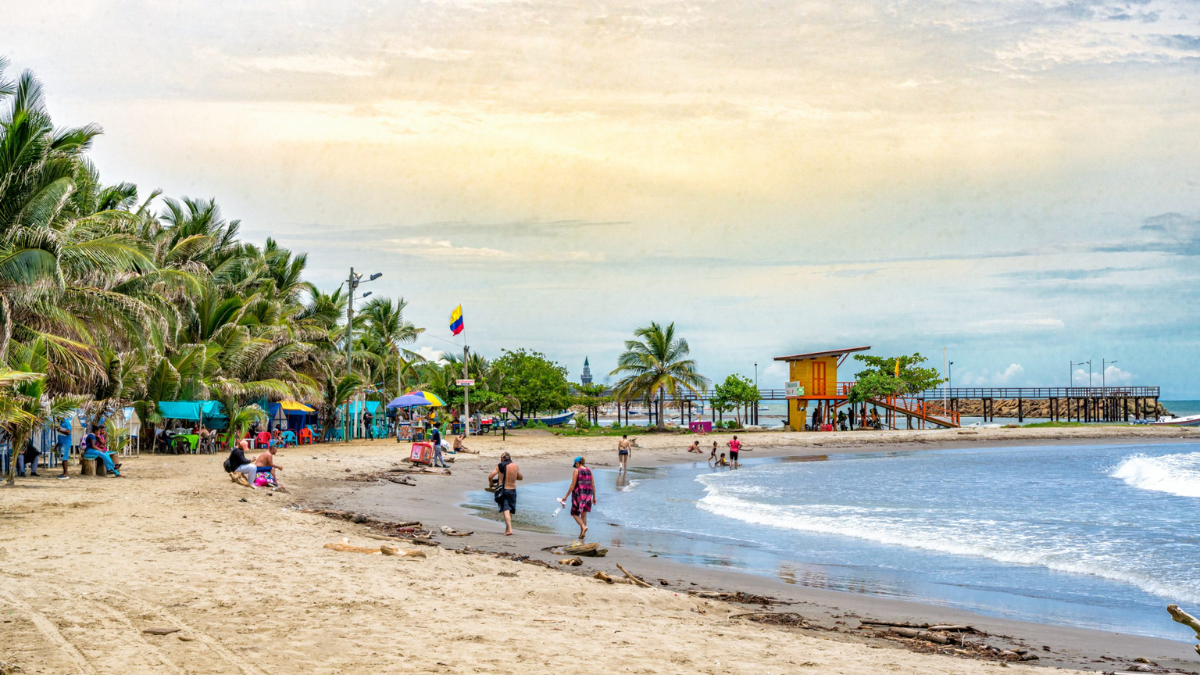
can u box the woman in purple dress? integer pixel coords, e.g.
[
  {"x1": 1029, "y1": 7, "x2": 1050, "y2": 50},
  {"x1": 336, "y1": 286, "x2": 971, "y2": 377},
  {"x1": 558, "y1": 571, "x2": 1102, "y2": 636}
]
[{"x1": 562, "y1": 456, "x2": 596, "y2": 539}]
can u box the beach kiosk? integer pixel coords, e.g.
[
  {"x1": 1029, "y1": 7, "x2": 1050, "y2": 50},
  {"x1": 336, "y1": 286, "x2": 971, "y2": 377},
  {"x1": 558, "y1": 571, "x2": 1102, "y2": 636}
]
[{"x1": 775, "y1": 346, "x2": 870, "y2": 431}]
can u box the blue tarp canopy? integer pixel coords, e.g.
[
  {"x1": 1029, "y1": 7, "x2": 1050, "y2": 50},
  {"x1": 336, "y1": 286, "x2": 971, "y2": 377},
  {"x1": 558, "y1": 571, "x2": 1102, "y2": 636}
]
[{"x1": 157, "y1": 401, "x2": 226, "y2": 422}]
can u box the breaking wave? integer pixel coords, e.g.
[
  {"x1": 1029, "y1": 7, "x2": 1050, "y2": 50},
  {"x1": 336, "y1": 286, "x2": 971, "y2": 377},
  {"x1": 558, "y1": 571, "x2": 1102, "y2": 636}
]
[{"x1": 1110, "y1": 452, "x2": 1200, "y2": 498}]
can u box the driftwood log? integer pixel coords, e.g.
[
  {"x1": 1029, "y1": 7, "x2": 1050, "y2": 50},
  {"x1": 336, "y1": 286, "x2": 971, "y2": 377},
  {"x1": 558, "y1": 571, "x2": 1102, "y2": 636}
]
[
  {"x1": 440, "y1": 526, "x2": 473, "y2": 537},
  {"x1": 563, "y1": 542, "x2": 608, "y2": 557},
  {"x1": 323, "y1": 540, "x2": 426, "y2": 558},
  {"x1": 615, "y1": 563, "x2": 653, "y2": 588},
  {"x1": 594, "y1": 571, "x2": 635, "y2": 585},
  {"x1": 558, "y1": 557, "x2": 583, "y2": 566},
  {"x1": 1168, "y1": 604, "x2": 1200, "y2": 656}
]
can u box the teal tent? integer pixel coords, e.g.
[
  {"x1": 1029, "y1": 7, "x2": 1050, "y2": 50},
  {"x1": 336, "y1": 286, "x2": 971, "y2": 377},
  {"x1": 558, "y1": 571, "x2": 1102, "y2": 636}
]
[{"x1": 157, "y1": 401, "x2": 227, "y2": 427}]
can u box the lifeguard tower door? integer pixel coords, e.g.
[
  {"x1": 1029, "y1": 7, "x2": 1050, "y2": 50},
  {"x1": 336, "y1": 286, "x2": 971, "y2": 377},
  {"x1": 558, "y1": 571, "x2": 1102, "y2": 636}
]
[{"x1": 812, "y1": 362, "x2": 827, "y2": 397}]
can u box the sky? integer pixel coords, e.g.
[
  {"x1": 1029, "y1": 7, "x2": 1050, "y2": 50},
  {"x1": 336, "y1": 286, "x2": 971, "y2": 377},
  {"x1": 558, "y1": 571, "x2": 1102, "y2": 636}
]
[{"x1": 6, "y1": 0, "x2": 1200, "y2": 396}]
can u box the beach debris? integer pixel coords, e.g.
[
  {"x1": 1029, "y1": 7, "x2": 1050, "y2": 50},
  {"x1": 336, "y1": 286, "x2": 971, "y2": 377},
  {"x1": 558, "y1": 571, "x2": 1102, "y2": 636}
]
[
  {"x1": 858, "y1": 620, "x2": 981, "y2": 634},
  {"x1": 558, "y1": 557, "x2": 583, "y2": 566},
  {"x1": 497, "y1": 571, "x2": 518, "y2": 577},
  {"x1": 385, "y1": 476, "x2": 415, "y2": 486},
  {"x1": 0, "y1": 660, "x2": 23, "y2": 675},
  {"x1": 593, "y1": 570, "x2": 636, "y2": 585},
  {"x1": 729, "y1": 612, "x2": 809, "y2": 627},
  {"x1": 324, "y1": 538, "x2": 426, "y2": 558},
  {"x1": 556, "y1": 538, "x2": 604, "y2": 554},
  {"x1": 687, "y1": 590, "x2": 778, "y2": 606},
  {"x1": 143, "y1": 626, "x2": 181, "y2": 635},
  {"x1": 1168, "y1": 604, "x2": 1200, "y2": 656},
  {"x1": 440, "y1": 526, "x2": 473, "y2": 537},
  {"x1": 615, "y1": 562, "x2": 654, "y2": 588}
]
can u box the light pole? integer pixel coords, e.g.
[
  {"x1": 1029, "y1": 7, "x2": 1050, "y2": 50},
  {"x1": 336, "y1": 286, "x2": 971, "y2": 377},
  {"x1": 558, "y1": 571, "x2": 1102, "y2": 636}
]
[
  {"x1": 1070, "y1": 361, "x2": 1087, "y2": 388},
  {"x1": 754, "y1": 362, "x2": 757, "y2": 387},
  {"x1": 344, "y1": 268, "x2": 382, "y2": 442},
  {"x1": 1087, "y1": 359, "x2": 1093, "y2": 387},
  {"x1": 948, "y1": 362, "x2": 954, "y2": 390},
  {"x1": 1102, "y1": 359, "x2": 1117, "y2": 388}
]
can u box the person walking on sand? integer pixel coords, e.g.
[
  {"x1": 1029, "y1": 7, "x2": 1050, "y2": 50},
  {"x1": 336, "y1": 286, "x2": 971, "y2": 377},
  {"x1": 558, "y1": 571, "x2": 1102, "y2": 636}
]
[
  {"x1": 489, "y1": 452, "x2": 522, "y2": 536},
  {"x1": 56, "y1": 417, "x2": 72, "y2": 480},
  {"x1": 727, "y1": 435, "x2": 742, "y2": 469},
  {"x1": 708, "y1": 441, "x2": 718, "y2": 465},
  {"x1": 617, "y1": 434, "x2": 632, "y2": 472},
  {"x1": 561, "y1": 457, "x2": 595, "y2": 539}
]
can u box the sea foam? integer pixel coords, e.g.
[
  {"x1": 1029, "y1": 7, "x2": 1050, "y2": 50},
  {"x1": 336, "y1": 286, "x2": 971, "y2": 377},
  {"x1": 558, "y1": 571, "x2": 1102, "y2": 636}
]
[
  {"x1": 1110, "y1": 452, "x2": 1200, "y2": 498},
  {"x1": 695, "y1": 472, "x2": 1200, "y2": 605}
]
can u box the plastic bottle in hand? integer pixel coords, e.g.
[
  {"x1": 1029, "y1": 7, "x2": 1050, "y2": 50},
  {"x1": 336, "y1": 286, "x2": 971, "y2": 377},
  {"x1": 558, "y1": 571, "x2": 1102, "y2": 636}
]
[{"x1": 552, "y1": 498, "x2": 566, "y2": 517}]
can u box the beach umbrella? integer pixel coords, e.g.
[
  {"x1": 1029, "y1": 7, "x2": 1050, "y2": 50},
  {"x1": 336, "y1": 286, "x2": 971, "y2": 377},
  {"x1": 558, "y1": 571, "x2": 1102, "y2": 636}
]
[
  {"x1": 386, "y1": 391, "x2": 445, "y2": 409},
  {"x1": 403, "y1": 390, "x2": 446, "y2": 407}
]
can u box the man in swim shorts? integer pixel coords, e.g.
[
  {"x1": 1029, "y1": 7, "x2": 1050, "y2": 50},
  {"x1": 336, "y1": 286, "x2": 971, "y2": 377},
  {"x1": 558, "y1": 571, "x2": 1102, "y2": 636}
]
[
  {"x1": 617, "y1": 435, "x2": 631, "y2": 472},
  {"x1": 488, "y1": 452, "x2": 523, "y2": 535}
]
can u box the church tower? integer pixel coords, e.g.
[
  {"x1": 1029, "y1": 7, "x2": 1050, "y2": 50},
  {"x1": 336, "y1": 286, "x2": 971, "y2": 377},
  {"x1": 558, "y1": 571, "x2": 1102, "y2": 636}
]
[{"x1": 581, "y1": 357, "x2": 593, "y2": 385}]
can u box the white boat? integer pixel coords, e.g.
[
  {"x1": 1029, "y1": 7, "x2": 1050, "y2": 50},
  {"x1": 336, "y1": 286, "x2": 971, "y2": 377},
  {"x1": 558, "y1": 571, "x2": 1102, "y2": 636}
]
[{"x1": 1149, "y1": 413, "x2": 1200, "y2": 427}]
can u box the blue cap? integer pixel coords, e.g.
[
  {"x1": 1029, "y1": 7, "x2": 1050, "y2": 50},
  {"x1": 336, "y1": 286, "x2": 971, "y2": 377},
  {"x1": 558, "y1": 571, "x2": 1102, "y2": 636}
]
[{"x1": 573, "y1": 456, "x2": 583, "y2": 465}]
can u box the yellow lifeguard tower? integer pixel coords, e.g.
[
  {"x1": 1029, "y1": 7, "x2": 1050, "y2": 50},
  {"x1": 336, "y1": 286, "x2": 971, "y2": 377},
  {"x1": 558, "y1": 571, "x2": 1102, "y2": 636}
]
[{"x1": 775, "y1": 346, "x2": 870, "y2": 431}]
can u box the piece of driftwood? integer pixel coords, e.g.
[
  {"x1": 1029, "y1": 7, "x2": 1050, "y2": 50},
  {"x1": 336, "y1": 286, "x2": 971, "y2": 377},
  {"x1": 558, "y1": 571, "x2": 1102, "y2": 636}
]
[
  {"x1": 558, "y1": 557, "x2": 583, "y2": 566},
  {"x1": 1168, "y1": 604, "x2": 1200, "y2": 656},
  {"x1": 385, "y1": 476, "x2": 415, "y2": 486},
  {"x1": 563, "y1": 542, "x2": 608, "y2": 557},
  {"x1": 594, "y1": 570, "x2": 635, "y2": 585},
  {"x1": 890, "y1": 627, "x2": 950, "y2": 644},
  {"x1": 323, "y1": 540, "x2": 426, "y2": 558},
  {"x1": 143, "y1": 626, "x2": 180, "y2": 635},
  {"x1": 615, "y1": 562, "x2": 653, "y2": 588},
  {"x1": 440, "y1": 526, "x2": 473, "y2": 537}
]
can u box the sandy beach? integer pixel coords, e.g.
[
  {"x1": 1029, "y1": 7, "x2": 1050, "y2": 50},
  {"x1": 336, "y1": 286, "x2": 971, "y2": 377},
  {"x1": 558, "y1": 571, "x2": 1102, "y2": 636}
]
[{"x1": 3, "y1": 425, "x2": 1199, "y2": 674}]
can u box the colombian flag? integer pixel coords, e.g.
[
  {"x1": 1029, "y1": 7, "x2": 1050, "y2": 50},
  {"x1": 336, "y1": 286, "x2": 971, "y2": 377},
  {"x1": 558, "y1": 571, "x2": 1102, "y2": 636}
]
[{"x1": 449, "y1": 305, "x2": 464, "y2": 336}]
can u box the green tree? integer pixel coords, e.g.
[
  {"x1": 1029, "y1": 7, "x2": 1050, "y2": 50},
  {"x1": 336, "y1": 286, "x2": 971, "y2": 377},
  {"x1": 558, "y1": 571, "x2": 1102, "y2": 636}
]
[
  {"x1": 848, "y1": 353, "x2": 944, "y2": 404},
  {"x1": 492, "y1": 349, "x2": 570, "y2": 422},
  {"x1": 710, "y1": 374, "x2": 759, "y2": 426},
  {"x1": 610, "y1": 322, "x2": 708, "y2": 430},
  {"x1": 574, "y1": 381, "x2": 609, "y2": 426}
]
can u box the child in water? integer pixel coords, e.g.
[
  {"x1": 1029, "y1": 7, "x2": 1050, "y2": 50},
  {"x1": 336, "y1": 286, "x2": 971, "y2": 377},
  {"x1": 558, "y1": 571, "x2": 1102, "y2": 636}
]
[{"x1": 714, "y1": 452, "x2": 729, "y2": 468}]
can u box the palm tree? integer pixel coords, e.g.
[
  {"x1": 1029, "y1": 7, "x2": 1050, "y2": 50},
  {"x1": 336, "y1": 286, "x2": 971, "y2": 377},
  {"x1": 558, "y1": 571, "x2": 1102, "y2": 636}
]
[
  {"x1": 3, "y1": 339, "x2": 84, "y2": 485},
  {"x1": 610, "y1": 322, "x2": 709, "y2": 430}
]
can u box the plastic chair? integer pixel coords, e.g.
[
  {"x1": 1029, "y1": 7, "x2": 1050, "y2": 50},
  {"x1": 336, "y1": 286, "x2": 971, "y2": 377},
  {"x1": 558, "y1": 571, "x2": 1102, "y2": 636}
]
[
  {"x1": 281, "y1": 430, "x2": 297, "y2": 447},
  {"x1": 298, "y1": 428, "x2": 313, "y2": 445},
  {"x1": 256, "y1": 431, "x2": 272, "y2": 447}
]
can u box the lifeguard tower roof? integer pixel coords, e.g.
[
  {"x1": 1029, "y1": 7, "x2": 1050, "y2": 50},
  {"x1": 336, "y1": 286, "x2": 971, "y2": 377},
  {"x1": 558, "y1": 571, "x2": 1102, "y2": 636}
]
[{"x1": 774, "y1": 346, "x2": 870, "y2": 362}]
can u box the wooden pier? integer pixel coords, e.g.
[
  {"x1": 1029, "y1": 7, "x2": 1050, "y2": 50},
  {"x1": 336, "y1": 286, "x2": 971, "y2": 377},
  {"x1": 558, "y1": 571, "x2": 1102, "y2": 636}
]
[{"x1": 914, "y1": 387, "x2": 1161, "y2": 423}]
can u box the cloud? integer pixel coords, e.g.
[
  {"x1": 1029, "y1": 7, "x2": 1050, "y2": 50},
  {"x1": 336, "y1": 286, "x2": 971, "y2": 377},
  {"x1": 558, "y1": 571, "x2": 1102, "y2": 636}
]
[
  {"x1": 995, "y1": 363, "x2": 1025, "y2": 385},
  {"x1": 414, "y1": 346, "x2": 448, "y2": 365},
  {"x1": 1095, "y1": 212, "x2": 1200, "y2": 255},
  {"x1": 385, "y1": 237, "x2": 513, "y2": 259},
  {"x1": 391, "y1": 47, "x2": 473, "y2": 61},
  {"x1": 960, "y1": 363, "x2": 1025, "y2": 386},
  {"x1": 1104, "y1": 365, "x2": 1136, "y2": 385},
  {"x1": 967, "y1": 318, "x2": 1065, "y2": 333},
  {"x1": 239, "y1": 54, "x2": 383, "y2": 77}
]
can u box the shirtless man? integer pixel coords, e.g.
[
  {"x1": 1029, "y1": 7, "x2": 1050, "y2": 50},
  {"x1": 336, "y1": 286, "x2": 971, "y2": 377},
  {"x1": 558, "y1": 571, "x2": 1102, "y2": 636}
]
[
  {"x1": 617, "y1": 434, "x2": 632, "y2": 472},
  {"x1": 488, "y1": 452, "x2": 523, "y2": 535},
  {"x1": 254, "y1": 445, "x2": 283, "y2": 487}
]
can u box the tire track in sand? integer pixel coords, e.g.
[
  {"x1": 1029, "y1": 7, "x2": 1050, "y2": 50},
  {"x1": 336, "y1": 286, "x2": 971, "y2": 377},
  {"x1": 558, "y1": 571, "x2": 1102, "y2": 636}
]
[
  {"x1": 102, "y1": 587, "x2": 270, "y2": 675},
  {"x1": 87, "y1": 597, "x2": 187, "y2": 675},
  {"x1": 0, "y1": 587, "x2": 99, "y2": 675}
]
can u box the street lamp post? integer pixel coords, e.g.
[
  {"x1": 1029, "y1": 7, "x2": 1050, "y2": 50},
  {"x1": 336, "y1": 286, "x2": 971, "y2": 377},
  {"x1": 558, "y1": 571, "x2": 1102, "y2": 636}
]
[
  {"x1": 344, "y1": 268, "x2": 382, "y2": 443},
  {"x1": 1070, "y1": 361, "x2": 1087, "y2": 388},
  {"x1": 1102, "y1": 359, "x2": 1117, "y2": 388}
]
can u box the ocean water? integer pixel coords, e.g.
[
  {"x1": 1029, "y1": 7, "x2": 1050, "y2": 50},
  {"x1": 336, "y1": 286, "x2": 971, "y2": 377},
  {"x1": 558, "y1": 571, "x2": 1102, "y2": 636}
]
[{"x1": 466, "y1": 443, "x2": 1200, "y2": 641}]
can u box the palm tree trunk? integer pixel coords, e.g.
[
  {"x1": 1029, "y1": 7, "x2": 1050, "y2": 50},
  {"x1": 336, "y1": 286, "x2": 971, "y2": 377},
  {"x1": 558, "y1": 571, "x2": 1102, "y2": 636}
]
[
  {"x1": 6, "y1": 430, "x2": 28, "y2": 486},
  {"x1": 656, "y1": 390, "x2": 666, "y2": 430}
]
